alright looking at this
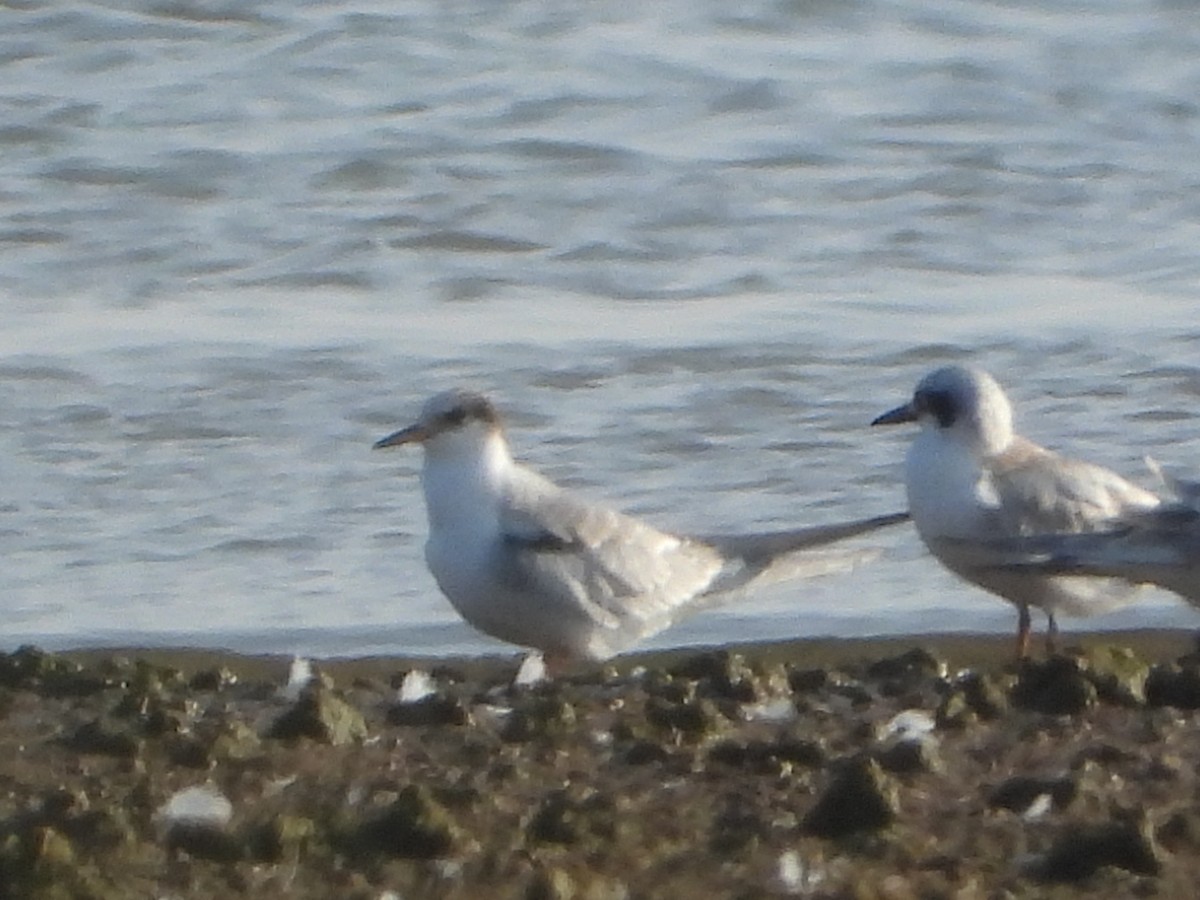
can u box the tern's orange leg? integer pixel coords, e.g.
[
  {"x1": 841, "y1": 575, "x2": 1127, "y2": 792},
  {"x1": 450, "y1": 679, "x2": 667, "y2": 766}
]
[
  {"x1": 1016, "y1": 603, "x2": 1032, "y2": 660},
  {"x1": 543, "y1": 652, "x2": 574, "y2": 679},
  {"x1": 1045, "y1": 612, "x2": 1060, "y2": 656}
]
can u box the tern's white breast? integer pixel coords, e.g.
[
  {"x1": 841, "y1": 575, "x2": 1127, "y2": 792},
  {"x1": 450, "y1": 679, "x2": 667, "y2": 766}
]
[{"x1": 904, "y1": 429, "x2": 996, "y2": 542}]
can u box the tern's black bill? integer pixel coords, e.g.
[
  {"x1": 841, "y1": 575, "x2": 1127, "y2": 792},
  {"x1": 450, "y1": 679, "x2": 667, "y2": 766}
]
[
  {"x1": 373, "y1": 424, "x2": 427, "y2": 449},
  {"x1": 871, "y1": 403, "x2": 917, "y2": 426}
]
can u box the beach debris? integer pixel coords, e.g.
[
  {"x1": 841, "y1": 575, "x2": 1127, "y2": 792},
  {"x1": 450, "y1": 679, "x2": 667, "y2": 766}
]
[
  {"x1": 876, "y1": 709, "x2": 941, "y2": 775},
  {"x1": 156, "y1": 784, "x2": 241, "y2": 862},
  {"x1": 881, "y1": 709, "x2": 936, "y2": 740},
  {"x1": 742, "y1": 696, "x2": 796, "y2": 723},
  {"x1": 397, "y1": 668, "x2": 436, "y2": 703},
  {"x1": 1022, "y1": 793, "x2": 1054, "y2": 822},
  {"x1": 777, "y1": 850, "x2": 825, "y2": 895},
  {"x1": 158, "y1": 785, "x2": 233, "y2": 830},
  {"x1": 280, "y1": 656, "x2": 315, "y2": 701},
  {"x1": 514, "y1": 651, "x2": 547, "y2": 686}
]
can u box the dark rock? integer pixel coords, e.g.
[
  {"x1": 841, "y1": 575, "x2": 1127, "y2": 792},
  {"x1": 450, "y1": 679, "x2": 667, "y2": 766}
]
[
  {"x1": 644, "y1": 695, "x2": 718, "y2": 738},
  {"x1": 0, "y1": 645, "x2": 49, "y2": 688},
  {"x1": 527, "y1": 788, "x2": 616, "y2": 848},
  {"x1": 772, "y1": 734, "x2": 826, "y2": 768},
  {"x1": 877, "y1": 736, "x2": 940, "y2": 775},
  {"x1": 0, "y1": 823, "x2": 122, "y2": 900},
  {"x1": 1156, "y1": 809, "x2": 1200, "y2": 854},
  {"x1": 803, "y1": 757, "x2": 898, "y2": 838},
  {"x1": 1073, "y1": 742, "x2": 1139, "y2": 768},
  {"x1": 669, "y1": 650, "x2": 760, "y2": 703},
  {"x1": 830, "y1": 677, "x2": 875, "y2": 707},
  {"x1": 500, "y1": 695, "x2": 576, "y2": 743},
  {"x1": 347, "y1": 785, "x2": 461, "y2": 859},
  {"x1": 266, "y1": 683, "x2": 368, "y2": 745},
  {"x1": 0, "y1": 648, "x2": 117, "y2": 698},
  {"x1": 988, "y1": 775, "x2": 1075, "y2": 812},
  {"x1": 957, "y1": 670, "x2": 1008, "y2": 719},
  {"x1": 1011, "y1": 656, "x2": 1096, "y2": 715},
  {"x1": 244, "y1": 814, "x2": 316, "y2": 862},
  {"x1": 166, "y1": 736, "x2": 212, "y2": 769},
  {"x1": 868, "y1": 648, "x2": 940, "y2": 681},
  {"x1": 527, "y1": 790, "x2": 581, "y2": 845},
  {"x1": 189, "y1": 667, "x2": 236, "y2": 691},
  {"x1": 668, "y1": 649, "x2": 745, "y2": 683},
  {"x1": 1145, "y1": 662, "x2": 1200, "y2": 709},
  {"x1": 165, "y1": 822, "x2": 243, "y2": 863},
  {"x1": 61, "y1": 718, "x2": 141, "y2": 759},
  {"x1": 621, "y1": 738, "x2": 670, "y2": 766},
  {"x1": 787, "y1": 667, "x2": 828, "y2": 694},
  {"x1": 709, "y1": 797, "x2": 767, "y2": 855},
  {"x1": 387, "y1": 694, "x2": 469, "y2": 727},
  {"x1": 708, "y1": 735, "x2": 824, "y2": 773},
  {"x1": 1036, "y1": 817, "x2": 1162, "y2": 882}
]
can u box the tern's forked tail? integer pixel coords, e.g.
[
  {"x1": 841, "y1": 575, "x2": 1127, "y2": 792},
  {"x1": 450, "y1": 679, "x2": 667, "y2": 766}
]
[
  {"x1": 693, "y1": 510, "x2": 910, "y2": 564},
  {"x1": 688, "y1": 510, "x2": 909, "y2": 599}
]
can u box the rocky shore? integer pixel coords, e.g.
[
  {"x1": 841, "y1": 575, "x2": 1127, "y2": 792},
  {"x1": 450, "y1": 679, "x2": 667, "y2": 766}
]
[{"x1": 4, "y1": 630, "x2": 1200, "y2": 899}]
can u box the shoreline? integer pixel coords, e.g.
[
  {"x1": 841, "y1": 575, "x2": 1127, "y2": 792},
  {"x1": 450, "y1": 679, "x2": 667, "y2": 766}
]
[{"x1": 57, "y1": 625, "x2": 1200, "y2": 681}]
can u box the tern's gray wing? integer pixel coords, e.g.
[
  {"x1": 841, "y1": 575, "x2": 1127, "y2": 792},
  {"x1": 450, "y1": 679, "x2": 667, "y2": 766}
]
[
  {"x1": 987, "y1": 438, "x2": 1159, "y2": 535},
  {"x1": 496, "y1": 469, "x2": 726, "y2": 650},
  {"x1": 925, "y1": 439, "x2": 1162, "y2": 617}
]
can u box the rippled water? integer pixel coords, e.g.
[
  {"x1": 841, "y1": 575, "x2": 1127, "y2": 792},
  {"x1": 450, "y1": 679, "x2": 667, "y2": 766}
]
[{"x1": 3, "y1": 0, "x2": 1200, "y2": 656}]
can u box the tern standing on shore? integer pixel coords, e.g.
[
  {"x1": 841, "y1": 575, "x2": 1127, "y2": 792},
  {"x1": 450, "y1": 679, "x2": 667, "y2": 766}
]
[
  {"x1": 375, "y1": 388, "x2": 908, "y2": 669},
  {"x1": 872, "y1": 365, "x2": 1159, "y2": 657}
]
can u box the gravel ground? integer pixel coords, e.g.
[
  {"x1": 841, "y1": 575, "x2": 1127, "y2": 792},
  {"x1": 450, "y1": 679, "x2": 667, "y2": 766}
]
[{"x1": 3, "y1": 630, "x2": 1200, "y2": 899}]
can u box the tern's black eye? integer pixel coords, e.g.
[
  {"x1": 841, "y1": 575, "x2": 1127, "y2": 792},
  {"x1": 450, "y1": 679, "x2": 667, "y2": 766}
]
[
  {"x1": 443, "y1": 406, "x2": 467, "y2": 426},
  {"x1": 916, "y1": 389, "x2": 958, "y2": 428}
]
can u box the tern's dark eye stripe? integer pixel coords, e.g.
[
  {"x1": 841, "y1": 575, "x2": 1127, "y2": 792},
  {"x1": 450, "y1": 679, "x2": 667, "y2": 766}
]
[
  {"x1": 438, "y1": 396, "x2": 500, "y2": 427},
  {"x1": 916, "y1": 389, "x2": 957, "y2": 428}
]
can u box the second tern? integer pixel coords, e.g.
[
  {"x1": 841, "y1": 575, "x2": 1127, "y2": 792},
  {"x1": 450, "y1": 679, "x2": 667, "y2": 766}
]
[{"x1": 872, "y1": 365, "x2": 1160, "y2": 657}]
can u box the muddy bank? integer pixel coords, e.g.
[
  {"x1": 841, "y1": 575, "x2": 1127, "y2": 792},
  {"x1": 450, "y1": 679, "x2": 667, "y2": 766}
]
[{"x1": 3, "y1": 629, "x2": 1200, "y2": 899}]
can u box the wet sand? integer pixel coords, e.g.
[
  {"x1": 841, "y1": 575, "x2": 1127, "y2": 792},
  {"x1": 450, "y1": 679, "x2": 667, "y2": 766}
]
[{"x1": 4, "y1": 629, "x2": 1200, "y2": 899}]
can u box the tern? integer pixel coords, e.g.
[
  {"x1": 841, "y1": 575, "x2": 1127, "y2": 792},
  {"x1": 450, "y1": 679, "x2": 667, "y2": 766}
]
[
  {"x1": 374, "y1": 388, "x2": 908, "y2": 668},
  {"x1": 871, "y1": 365, "x2": 1159, "y2": 657}
]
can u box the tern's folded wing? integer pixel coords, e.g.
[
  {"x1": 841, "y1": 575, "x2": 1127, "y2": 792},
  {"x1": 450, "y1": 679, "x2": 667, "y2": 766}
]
[
  {"x1": 989, "y1": 439, "x2": 1159, "y2": 534},
  {"x1": 496, "y1": 473, "x2": 724, "y2": 644}
]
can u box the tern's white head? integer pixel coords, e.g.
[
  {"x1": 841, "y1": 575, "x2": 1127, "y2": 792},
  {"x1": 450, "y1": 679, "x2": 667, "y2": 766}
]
[
  {"x1": 871, "y1": 365, "x2": 1014, "y2": 457},
  {"x1": 374, "y1": 389, "x2": 515, "y2": 529},
  {"x1": 374, "y1": 388, "x2": 508, "y2": 459}
]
